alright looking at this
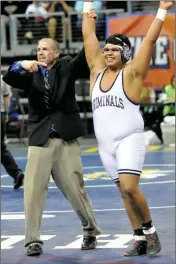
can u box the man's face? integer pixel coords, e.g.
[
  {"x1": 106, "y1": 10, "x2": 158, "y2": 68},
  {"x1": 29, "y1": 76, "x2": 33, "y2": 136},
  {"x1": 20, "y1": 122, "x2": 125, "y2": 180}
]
[
  {"x1": 37, "y1": 40, "x2": 59, "y2": 66},
  {"x1": 103, "y1": 43, "x2": 123, "y2": 68}
]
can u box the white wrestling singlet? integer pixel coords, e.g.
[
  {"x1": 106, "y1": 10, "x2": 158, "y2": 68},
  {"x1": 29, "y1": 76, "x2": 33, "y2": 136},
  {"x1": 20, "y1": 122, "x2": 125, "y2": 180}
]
[{"x1": 92, "y1": 69, "x2": 146, "y2": 183}]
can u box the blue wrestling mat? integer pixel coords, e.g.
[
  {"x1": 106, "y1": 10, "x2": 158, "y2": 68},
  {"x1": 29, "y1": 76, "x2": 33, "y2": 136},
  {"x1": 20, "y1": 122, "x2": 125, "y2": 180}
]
[{"x1": 1, "y1": 144, "x2": 175, "y2": 264}]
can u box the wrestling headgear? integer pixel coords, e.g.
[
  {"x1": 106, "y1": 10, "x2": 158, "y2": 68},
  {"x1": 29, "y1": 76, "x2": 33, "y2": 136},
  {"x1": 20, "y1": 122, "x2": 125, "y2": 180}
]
[{"x1": 105, "y1": 34, "x2": 132, "y2": 64}]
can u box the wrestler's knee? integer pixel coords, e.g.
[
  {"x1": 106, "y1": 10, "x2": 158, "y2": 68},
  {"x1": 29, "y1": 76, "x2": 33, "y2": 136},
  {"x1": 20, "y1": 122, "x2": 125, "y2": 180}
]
[{"x1": 120, "y1": 184, "x2": 139, "y2": 200}]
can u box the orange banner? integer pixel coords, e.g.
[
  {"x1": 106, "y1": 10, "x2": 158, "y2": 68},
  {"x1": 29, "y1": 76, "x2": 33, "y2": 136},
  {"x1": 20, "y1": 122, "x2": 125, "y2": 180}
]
[{"x1": 107, "y1": 12, "x2": 175, "y2": 88}]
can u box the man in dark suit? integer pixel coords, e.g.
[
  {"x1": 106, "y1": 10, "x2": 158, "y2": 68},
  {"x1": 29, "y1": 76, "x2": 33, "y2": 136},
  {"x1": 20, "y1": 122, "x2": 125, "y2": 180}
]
[{"x1": 3, "y1": 37, "x2": 101, "y2": 257}]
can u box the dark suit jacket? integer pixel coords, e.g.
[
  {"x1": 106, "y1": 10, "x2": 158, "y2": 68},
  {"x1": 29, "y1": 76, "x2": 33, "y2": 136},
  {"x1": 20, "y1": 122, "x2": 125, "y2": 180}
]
[{"x1": 3, "y1": 49, "x2": 90, "y2": 146}]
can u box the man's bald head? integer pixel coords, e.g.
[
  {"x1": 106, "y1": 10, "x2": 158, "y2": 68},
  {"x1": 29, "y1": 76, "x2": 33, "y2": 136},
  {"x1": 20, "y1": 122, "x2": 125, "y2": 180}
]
[{"x1": 38, "y1": 38, "x2": 60, "y2": 52}]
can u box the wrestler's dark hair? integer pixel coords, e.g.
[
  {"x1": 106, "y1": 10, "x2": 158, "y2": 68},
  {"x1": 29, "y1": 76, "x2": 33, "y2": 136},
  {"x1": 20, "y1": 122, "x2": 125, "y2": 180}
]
[{"x1": 105, "y1": 34, "x2": 131, "y2": 49}]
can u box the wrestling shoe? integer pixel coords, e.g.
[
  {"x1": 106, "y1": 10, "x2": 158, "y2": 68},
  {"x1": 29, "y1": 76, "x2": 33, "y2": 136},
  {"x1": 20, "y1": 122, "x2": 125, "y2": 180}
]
[
  {"x1": 124, "y1": 239, "x2": 147, "y2": 256},
  {"x1": 145, "y1": 231, "x2": 161, "y2": 256}
]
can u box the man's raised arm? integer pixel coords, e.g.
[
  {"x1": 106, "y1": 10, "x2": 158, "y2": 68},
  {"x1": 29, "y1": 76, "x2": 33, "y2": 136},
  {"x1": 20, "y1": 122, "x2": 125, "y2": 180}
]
[
  {"x1": 129, "y1": 1, "x2": 175, "y2": 80},
  {"x1": 82, "y1": 2, "x2": 105, "y2": 75}
]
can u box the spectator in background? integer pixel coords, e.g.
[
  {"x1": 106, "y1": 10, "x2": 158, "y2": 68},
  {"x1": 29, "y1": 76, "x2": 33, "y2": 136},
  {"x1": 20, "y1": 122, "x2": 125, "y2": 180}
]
[
  {"x1": 47, "y1": 1, "x2": 75, "y2": 41},
  {"x1": 24, "y1": 1, "x2": 48, "y2": 41},
  {"x1": 6, "y1": 88, "x2": 26, "y2": 141},
  {"x1": 74, "y1": 1, "x2": 104, "y2": 40},
  {"x1": 1, "y1": 1, "x2": 30, "y2": 49},
  {"x1": 141, "y1": 86, "x2": 164, "y2": 145},
  {"x1": 25, "y1": 1, "x2": 48, "y2": 19},
  {"x1": 75, "y1": 1, "x2": 102, "y2": 27},
  {"x1": 163, "y1": 75, "x2": 176, "y2": 116},
  {"x1": 1, "y1": 76, "x2": 24, "y2": 190}
]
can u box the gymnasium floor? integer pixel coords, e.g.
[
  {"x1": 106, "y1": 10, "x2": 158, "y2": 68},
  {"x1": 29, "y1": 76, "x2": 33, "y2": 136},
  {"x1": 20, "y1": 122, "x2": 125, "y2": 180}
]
[{"x1": 1, "y1": 143, "x2": 175, "y2": 264}]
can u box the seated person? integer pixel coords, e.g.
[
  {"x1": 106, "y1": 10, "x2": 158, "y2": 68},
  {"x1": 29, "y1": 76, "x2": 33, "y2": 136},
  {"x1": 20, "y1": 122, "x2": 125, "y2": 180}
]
[
  {"x1": 163, "y1": 75, "x2": 176, "y2": 116},
  {"x1": 24, "y1": 1, "x2": 48, "y2": 41},
  {"x1": 47, "y1": 1, "x2": 75, "y2": 41},
  {"x1": 25, "y1": 1, "x2": 48, "y2": 19}
]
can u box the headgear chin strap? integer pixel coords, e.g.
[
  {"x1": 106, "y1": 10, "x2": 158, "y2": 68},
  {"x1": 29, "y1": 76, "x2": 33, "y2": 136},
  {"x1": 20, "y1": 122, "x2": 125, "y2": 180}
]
[{"x1": 115, "y1": 37, "x2": 131, "y2": 64}]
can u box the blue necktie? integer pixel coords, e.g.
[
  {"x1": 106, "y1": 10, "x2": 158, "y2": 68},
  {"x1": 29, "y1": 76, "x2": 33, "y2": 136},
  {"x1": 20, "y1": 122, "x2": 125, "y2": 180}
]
[
  {"x1": 44, "y1": 70, "x2": 50, "y2": 109},
  {"x1": 44, "y1": 70, "x2": 56, "y2": 134}
]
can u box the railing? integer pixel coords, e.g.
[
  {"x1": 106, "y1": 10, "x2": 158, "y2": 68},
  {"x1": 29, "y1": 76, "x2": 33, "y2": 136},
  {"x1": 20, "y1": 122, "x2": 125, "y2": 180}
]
[
  {"x1": 8, "y1": 12, "x2": 66, "y2": 56},
  {"x1": 1, "y1": 9, "x2": 125, "y2": 57}
]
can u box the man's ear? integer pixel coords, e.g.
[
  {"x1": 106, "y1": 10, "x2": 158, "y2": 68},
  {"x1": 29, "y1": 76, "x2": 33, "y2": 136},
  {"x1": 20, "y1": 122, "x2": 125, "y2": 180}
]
[{"x1": 55, "y1": 51, "x2": 60, "y2": 59}]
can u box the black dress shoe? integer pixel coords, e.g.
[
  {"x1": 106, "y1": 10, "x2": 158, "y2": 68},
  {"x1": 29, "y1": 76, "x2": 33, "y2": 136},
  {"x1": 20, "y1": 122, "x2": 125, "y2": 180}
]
[
  {"x1": 81, "y1": 236, "x2": 97, "y2": 250},
  {"x1": 27, "y1": 243, "x2": 43, "y2": 256},
  {"x1": 14, "y1": 172, "x2": 24, "y2": 189}
]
